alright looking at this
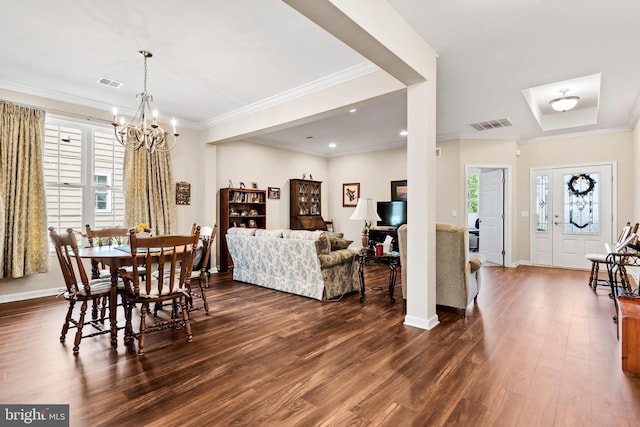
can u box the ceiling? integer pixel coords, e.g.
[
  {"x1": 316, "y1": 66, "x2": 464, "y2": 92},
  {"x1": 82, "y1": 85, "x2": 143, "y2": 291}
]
[{"x1": 2, "y1": 1, "x2": 640, "y2": 157}]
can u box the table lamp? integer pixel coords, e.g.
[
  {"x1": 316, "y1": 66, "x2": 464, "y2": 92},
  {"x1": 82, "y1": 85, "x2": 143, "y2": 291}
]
[{"x1": 349, "y1": 197, "x2": 381, "y2": 248}]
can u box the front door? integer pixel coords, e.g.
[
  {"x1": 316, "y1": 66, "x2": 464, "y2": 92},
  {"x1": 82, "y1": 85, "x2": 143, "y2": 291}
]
[{"x1": 551, "y1": 165, "x2": 613, "y2": 269}]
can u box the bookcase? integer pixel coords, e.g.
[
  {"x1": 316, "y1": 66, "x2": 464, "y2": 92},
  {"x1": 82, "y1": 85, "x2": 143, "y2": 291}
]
[
  {"x1": 289, "y1": 179, "x2": 326, "y2": 230},
  {"x1": 219, "y1": 187, "x2": 266, "y2": 272}
]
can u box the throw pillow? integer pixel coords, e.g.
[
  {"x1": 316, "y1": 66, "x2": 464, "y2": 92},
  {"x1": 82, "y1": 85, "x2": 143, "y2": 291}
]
[
  {"x1": 316, "y1": 231, "x2": 331, "y2": 255},
  {"x1": 330, "y1": 237, "x2": 353, "y2": 251}
]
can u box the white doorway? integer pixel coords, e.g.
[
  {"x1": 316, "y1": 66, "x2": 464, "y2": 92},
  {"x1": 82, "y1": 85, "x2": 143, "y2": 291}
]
[
  {"x1": 466, "y1": 166, "x2": 509, "y2": 266},
  {"x1": 530, "y1": 163, "x2": 615, "y2": 269}
]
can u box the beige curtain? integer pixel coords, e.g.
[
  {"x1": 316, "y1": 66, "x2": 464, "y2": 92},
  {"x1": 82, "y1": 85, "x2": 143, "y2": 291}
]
[
  {"x1": 0, "y1": 101, "x2": 48, "y2": 278},
  {"x1": 124, "y1": 148, "x2": 176, "y2": 235}
]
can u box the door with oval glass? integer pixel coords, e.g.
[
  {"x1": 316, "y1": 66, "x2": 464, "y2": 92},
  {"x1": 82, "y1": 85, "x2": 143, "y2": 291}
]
[{"x1": 551, "y1": 165, "x2": 613, "y2": 269}]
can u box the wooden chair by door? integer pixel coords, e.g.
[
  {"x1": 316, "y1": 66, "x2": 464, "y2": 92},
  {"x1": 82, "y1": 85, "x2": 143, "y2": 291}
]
[
  {"x1": 49, "y1": 227, "x2": 121, "y2": 355},
  {"x1": 120, "y1": 227, "x2": 200, "y2": 355}
]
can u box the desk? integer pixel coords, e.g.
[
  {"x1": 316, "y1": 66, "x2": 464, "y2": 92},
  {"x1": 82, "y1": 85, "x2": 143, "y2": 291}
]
[
  {"x1": 355, "y1": 252, "x2": 400, "y2": 303},
  {"x1": 77, "y1": 246, "x2": 133, "y2": 348}
]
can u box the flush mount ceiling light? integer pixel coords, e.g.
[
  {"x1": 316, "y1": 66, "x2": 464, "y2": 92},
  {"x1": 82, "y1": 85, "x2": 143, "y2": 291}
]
[
  {"x1": 549, "y1": 89, "x2": 580, "y2": 112},
  {"x1": 111, "y1": 50, "x2": 178, "y2": 153}
]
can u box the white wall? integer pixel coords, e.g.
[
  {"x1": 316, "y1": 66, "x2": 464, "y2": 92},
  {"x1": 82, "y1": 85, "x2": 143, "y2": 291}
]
[{"x1": 327, "y1": 147, "x2": 407, "y2": 245}]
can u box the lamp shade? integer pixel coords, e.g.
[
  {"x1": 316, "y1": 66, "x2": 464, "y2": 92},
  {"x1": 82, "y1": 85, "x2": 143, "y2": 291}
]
[{"x1": 349, "y1": 198, "x2": 381, "y2": 221}]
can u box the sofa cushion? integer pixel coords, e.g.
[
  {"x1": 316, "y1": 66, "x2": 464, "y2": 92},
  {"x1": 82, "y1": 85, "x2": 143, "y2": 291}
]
[
  {"x1": 227, "y1": 227, "x2": 256, "y2": 236},
  {"x1": 330, "y1": 237, "x2": 353, "y2": 250},
  {"x1": 255, "y1": 229, "x2": 284, "y2": 238}
]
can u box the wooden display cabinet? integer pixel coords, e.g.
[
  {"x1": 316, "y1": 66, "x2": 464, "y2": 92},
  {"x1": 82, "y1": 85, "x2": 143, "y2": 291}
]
[
  {"x1": 290, "y1": 179, "x2": 326, "y2": 230},
  {"x1": 219, "y1": 187, "x2": 266, "y2": 272}
]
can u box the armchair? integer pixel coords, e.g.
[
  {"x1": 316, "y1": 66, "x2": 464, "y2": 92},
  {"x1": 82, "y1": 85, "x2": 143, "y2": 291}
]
[{"x1": 397, "y1": 223, "x2": 485, "y2": 315}]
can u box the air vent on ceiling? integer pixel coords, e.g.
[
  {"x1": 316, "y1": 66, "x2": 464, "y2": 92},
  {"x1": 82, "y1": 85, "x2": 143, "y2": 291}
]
[
  {"x1": 97, "y1": 77, "x2": 123, "y2": 89},
  {"x1": 470, "y1": 118, "x2": 513, "y2": 131}
]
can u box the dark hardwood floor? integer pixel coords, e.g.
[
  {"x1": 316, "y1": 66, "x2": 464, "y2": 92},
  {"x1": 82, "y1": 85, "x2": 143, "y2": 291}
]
[{"x1": 1, "y1": 265, "x2": 639, "y2": 426}]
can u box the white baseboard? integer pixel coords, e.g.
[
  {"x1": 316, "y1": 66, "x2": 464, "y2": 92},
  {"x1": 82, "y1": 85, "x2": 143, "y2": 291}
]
[
  {"x1": 0, "y1": 287, "x2": 60, "y2": 304},
  {"x1": 404, "y1": 314, "x2": 440, "y2": 330}
]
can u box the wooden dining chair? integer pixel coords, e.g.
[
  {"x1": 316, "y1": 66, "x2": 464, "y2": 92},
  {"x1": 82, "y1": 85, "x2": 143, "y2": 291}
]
[
  {"x1": 120, "y1": 227, "x2": 200, "y2": 355},
  {"x1": 186, "y1": 225, "x2": 217, "y2": 314},
  {"x1": 50, "y1": 227, "x2": 122, "y2": 355},
  {"x1": 85, "y1": 224, "x2": 130, "y2": 279}
]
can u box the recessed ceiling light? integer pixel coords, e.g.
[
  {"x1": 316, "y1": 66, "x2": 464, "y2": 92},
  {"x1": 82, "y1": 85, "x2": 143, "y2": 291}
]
[
  {"x1": 329, "y1": 142, "x2": 337, "y2": 148},
  {"x1": 400, "y1": 130, "x2": 408, "y2": 136},
  {"x1": 349, "y1": 108, "x2": 357, "y2": 113}
]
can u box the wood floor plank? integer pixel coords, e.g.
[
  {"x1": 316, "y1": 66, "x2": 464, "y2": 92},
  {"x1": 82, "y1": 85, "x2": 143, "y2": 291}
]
[{"x1": 1, "y1": 265, "x2": 639, "y2": 426}]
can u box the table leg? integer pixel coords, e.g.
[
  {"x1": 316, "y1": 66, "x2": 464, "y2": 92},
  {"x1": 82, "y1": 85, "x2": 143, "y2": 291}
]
[
  {"x1": 359, "y1": 258, "x2": 366, "y2": 302},
  {"x1": 388, "y1": 263, "x2": 397, "y2": 303}
]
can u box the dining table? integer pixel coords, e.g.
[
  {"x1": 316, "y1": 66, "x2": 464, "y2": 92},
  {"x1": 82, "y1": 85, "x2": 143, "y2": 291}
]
[{"x1": 77, "y1": 245, "x2": 134, "y2": 348}]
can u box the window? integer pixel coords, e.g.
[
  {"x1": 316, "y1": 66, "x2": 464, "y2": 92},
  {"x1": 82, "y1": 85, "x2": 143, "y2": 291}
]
[
  {"x1": 535, "y1": 174, "x2": 549, "y2": 232},
  {"x1": 94, "y1": 173, "x2": 112, "y2": 212},
  {"x1": 44, "y1": 119, "x2": 125, "y2": 240},
  {"x1": 467, "y1": 172, "x2": 479, "y2": 213}
]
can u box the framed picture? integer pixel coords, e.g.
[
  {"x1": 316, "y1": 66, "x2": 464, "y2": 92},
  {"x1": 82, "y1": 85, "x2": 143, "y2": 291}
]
[
  {"x1": 391, "y1": 180, "x2": 408, "y2": 201},
  {"x1": 175, "y1": 182, "x2": 191, "y2": 205},
  {"x1": 251, "y1": 182, "x2": 258, "y2": 189},
  {"x1": 342, "y1": 183, "x2": 360, "y2": 207},
  {"x1": 268, "y1": 187, "x2": 280, "y2": 199}
]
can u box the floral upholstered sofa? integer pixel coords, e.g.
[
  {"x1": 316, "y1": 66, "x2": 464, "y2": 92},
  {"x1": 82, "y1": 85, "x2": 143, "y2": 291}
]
[{"x1": 225, "y1": 228, "x2": 358, "y2": 300}]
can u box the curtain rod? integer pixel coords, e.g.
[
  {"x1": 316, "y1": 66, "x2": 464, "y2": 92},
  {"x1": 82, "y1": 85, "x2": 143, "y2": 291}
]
[{"x1": 1, "y1": 98, "x2": 111, "y2": 124}]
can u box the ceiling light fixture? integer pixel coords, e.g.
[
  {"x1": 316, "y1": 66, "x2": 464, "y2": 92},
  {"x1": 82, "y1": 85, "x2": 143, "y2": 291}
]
[
  {"x1": 329, "y1": 142, "x2": 337, "y2": 148},
  {"x1": 111, "y1": 50, "x2": 178, "y2": 153},
  {"x1": 400, "y1": 130, "x2": 408, "y2": 136},
  {"x1": 549, "y1": 89, "x2": 580, "y2": 112}
]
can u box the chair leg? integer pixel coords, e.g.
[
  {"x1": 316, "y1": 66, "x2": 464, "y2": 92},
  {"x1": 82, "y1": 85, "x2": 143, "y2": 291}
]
[
  {"x1": 73, "y1": 300, "x2": 88, "y2": 355},
  {"x1": 199, "y1": 279, "x2": 209, "y2": 315},
  {"x1": 99, "y1": 295, "x2": 108, "y2": 320},
  {"x1": 91, "y1": 298, "x2": 99, "y2": 320},
  {"x1": 180, "y1": 296, "x2": 193, "y2": 343},
  {"x1": 124, "y1": 299, "x2": 134, "y2": 344},
  {"x1": 60, "y1": 300, "x2": 75, "y2": 342},
  {"x1": 589, "y1": 261, "x2": 599, "y2": 292},
  {"x1": 138, "y1": 302, "x2": 148, "y2": 355}
]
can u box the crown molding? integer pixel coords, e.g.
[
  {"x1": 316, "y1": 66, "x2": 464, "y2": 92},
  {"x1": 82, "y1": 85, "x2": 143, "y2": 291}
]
[
  {"x1": 520, "y1": 126, "x2": 631, "y2": 144},
  {"x1": 200, "y1": 61, "x2": 380, "y2": 129},
  {"x1": 0, "y1": 80, "x2": 202, "y2": 130}
]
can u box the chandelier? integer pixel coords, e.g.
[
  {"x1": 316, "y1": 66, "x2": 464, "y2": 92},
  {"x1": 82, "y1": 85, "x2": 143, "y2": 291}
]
[{"x1": 111, "y1": 50, "x2": 178, "y2": 153}]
